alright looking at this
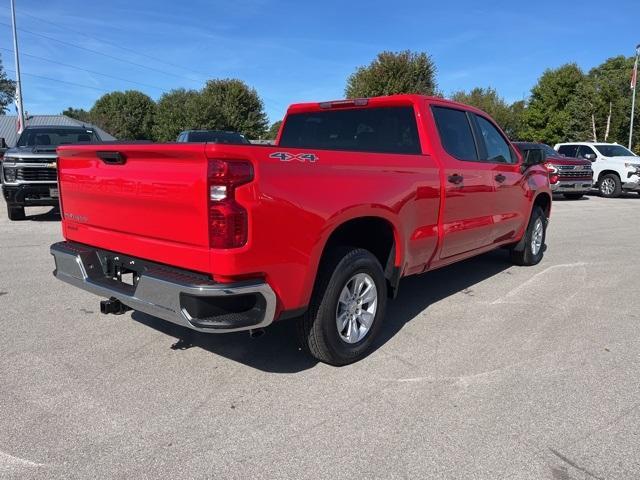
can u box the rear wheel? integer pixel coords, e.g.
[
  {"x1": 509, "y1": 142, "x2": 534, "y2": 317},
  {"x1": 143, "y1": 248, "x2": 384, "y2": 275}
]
[
  {"x1": 510, "y1": 206, "x2": 547, "y2": 266},
  {"x1": 7, "y1": 206, "x2": 26, "y2": 221},
  {"x1": 297, "y1": 247, "x2": 387, "y2": 366},
  {"x1": 563, "y1": 193, "x2": 584, "y2": 200},
  {"x1": 598, "y1": 174, "x2": 622, "y2": 198}
]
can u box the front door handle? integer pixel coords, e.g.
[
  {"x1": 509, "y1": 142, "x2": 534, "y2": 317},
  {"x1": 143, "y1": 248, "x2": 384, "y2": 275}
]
[
  {"x1": 448, "y1": 174, "x2": 464, "y2": 185},
  {"x1": 495, "y1": 174, "x2": 506, "y2": 183}
]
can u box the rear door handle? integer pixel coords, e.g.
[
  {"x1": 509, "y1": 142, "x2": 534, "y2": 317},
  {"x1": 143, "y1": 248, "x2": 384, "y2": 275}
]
[
  {"x1": 495, "y1": 174, "x2": 506, "y2": 183},
  {"x1": 448, "y1": 174, "x2": 464, "y2": 185},
  {"x1": 97, "y1": 151, "x2": 126, "y2": 165}
]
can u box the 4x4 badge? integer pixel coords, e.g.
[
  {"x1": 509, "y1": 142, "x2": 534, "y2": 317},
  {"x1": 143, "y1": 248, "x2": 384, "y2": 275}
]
[{"x1": 270, "y1": 152, "x2": 318, "y2": 163}]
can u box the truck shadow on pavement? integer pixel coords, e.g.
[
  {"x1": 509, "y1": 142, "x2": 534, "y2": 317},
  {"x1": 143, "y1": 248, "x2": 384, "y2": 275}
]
[{"x1": 131, "y1": 249, "x2": 512, "y2": 373}]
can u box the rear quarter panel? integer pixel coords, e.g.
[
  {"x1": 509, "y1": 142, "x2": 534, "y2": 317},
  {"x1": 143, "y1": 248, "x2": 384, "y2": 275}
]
[{"x1": 207, "y1": 143, "x2": 441, "y2": 312}]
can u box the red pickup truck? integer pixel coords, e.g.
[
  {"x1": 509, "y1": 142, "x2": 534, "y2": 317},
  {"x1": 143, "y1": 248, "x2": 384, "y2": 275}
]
[{"x1": 50, "y1": 95, "x2": 551, "y2": 365}]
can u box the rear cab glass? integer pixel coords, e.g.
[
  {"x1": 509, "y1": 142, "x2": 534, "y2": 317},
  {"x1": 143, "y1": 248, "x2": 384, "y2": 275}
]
[{"x1": 278, "y1": 106, "x2": 421, "y2": 154}]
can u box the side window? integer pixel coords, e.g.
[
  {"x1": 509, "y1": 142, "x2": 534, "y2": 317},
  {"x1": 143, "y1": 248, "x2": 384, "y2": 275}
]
[
  {"x1": 475, "y1": 116, "x2": 515, "y2": 164},
  {"x1": 431, "y1": 106, "x2": 478, "y2": 161},
  {"x1": 558, "y1": 145, "x2": 578, "y2": 157},
  {"x1": 576, "y1": 145, "x2": 596, "y2": 158}
]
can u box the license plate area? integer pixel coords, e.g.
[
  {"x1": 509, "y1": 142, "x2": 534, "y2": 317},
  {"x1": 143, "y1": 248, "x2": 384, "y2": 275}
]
[{"x1": 50, "y1": 187, "x2": 59, "y2": 198}]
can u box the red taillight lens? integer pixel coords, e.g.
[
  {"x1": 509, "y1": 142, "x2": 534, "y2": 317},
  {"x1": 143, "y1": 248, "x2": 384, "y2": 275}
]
[{"x1": 207, "y1": 159, "x2": 253, "y2": 248}]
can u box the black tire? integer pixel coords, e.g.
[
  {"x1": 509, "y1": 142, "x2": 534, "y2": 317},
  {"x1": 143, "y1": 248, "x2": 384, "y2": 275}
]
[
  {"x1": 598, "y1": 173, "x2": 622, "y2": 198},
  {"x1": 563, "y1": 193, "x2": 584, "y2": 200},
  {"x1": 7, "y1": 206, "x2": 26, "y2": 221},
  {"x1": 297, "y1": 247, "x2": 387, "y2": 366},
  {"x1": 510, "y1": 206, "x2": 547, "y2": 266}
]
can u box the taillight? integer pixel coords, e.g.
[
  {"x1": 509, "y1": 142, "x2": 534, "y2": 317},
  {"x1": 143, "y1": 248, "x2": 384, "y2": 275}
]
[
  {"x1": 207, "y1": 159, "x2": 253, "y2": 248},
  {"x1": 544, "y1": 162, "x2": 559, "y2": 184}
]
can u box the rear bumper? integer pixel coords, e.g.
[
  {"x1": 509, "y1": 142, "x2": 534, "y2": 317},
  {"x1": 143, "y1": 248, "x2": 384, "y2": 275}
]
[
  {"x1": 550, "y1": 179, "x2": 593, "y2": 193},
  {"x1": 2, "y1": 183, "x2": 59, "y2": 207},
  {"x1": 50, "y1": 241, "x2": 277, "y2": 333}
]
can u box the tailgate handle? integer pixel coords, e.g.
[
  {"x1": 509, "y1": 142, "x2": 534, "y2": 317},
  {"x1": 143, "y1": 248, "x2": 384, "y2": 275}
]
[{"x1": 97, "y1": 151, "x2": 127, "y2": 165}]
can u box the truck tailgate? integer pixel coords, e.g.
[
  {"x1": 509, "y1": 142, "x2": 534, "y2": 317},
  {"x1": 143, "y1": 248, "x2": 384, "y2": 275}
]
[{"x1": 57, "y1": 144, "x2": 211, "y2": 272}]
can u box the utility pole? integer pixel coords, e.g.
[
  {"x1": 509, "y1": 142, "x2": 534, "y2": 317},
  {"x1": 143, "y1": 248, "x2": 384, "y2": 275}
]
[
  {"x1": 630, "y1": 44, "x2": 640, "y2": 151},
  {"x1": 10, "y1": 0, "x2": 25, "y2": 134}
]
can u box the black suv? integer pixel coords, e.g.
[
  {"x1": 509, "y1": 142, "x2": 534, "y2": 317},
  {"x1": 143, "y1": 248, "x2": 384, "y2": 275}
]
[{"x1": 1, "y1": 126, "x2": 101, "y2": 220}]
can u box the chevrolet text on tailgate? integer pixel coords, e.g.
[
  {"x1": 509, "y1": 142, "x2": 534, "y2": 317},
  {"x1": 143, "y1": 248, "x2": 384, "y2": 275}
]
[{"x1": 51, "y1": 95, "x2": 552, "y2": 365}]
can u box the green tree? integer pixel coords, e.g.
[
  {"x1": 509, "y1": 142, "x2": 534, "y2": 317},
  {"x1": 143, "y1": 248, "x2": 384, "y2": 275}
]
[
  {"x1": 152, "y1": 88, "x2": 202, "y2": 141},
  {"x1": 90, "y1": 90, "x2": 156, "y2": 140},
  {"x1": 266, "y1": 120, "x2": 282, "y2": 140},
  {"x1": 521, "y1": 63, "x2": 585, "y2": 144},
  {"x1": 0, "y1": 54, "x2": 16, "y2": 114},
  {"x1": 587, "y1": 56, "x2": 637, "y2": 145},
  {"x1": 345, "y1": 50, "x2": 437, "y2": 98},
  {"x1": 62, "y1": 107, "x2": 91, "y2": 123},
  {"x1": 451, "y1": 87, "x2": 524, "y2": 138},
  {"x1": 198, "y1": 79, "x2": 268, "y2": 139}
]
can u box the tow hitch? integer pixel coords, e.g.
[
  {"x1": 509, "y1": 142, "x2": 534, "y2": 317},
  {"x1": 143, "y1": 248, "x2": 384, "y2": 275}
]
[{"x1": 100, "y1": 297, "x2": 131, "y2": 315}]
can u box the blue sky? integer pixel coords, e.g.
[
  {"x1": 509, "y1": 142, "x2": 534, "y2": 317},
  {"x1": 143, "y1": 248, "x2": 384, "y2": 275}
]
[{"x1": 0, "y1": 0, "x2": 638, "y2": 124}]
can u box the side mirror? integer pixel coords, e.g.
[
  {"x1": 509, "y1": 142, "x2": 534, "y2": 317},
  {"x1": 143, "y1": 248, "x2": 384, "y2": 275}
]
[
  {"x1": 584, "y1": 153, "x2": 596, "y2": 161},
  {"x1": 521, "y1": 148, "x2": 544, "y2": 168}
]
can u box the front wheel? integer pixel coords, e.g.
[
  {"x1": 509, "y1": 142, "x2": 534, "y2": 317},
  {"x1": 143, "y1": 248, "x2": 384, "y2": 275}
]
[
  {"x1": 599, "y1": 174, "x2": 622, "y2": 198},
  {"x1": 297, "y1": 247, "x2": 387, "y2": 366},
  {"x1": 510, "y1": 206, "x2": 547, "y2": 266}
]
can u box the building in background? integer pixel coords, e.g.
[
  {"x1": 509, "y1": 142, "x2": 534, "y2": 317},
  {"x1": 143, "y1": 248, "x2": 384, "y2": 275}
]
[{"x1": 0, "y1": 115, "x2": 116, "y2": 147}]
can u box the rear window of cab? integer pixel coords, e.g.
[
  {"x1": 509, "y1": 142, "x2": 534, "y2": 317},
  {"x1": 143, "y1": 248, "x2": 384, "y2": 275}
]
[{"x1": 278, "y1": 106, "x2": 421, "y2": 154}]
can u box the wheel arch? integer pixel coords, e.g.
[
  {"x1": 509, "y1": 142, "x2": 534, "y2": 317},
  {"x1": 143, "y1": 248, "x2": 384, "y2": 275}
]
[
  {"x1": 597, "y1": 170, "x2": 621, "y2": 182},
  {"x1": 318, "y1": 215, "x2": 402, "y2": 299},
  {"x1": 532, "y1": 192, "x2": 551, "y2": 218}
]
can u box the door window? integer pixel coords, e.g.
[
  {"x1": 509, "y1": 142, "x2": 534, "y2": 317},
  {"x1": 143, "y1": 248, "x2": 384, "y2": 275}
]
[
  {"x1": 576, "y1": 145, "x2": 596, "y2": 158},
  {"x1": 431, "y1": 106, "x2": 478, "y2": 161},
  {"x1": 557, "y1": 145, "x2": 578, "y2": 157},
  {"x1": 475, "y1": 116, "x2": 515, "y2": 164}
]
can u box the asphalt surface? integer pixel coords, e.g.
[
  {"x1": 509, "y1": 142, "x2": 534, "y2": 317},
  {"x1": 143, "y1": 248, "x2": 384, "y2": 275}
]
[{"x1": 1, "y1": 194, "x2": 639, "y2": 480}]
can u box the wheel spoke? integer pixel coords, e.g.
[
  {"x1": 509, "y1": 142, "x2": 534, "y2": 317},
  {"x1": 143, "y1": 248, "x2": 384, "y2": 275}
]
[
  {"x1": 359, "y1": 311, "x2": 374, "y2": 329},
  {"x1": 348, "y1": 318, "x2": 359, "y2": 342},
  {"x1": 337, "y1": 312, "x2": 349, "y2": 332},
  {"x1": 353, "y1": 275, "x2": 365, "y2": 297},
  {"x1": 338, "y1": 286, "x2": 351, "y2": 306},
  {"x1": 360, "y1": 283, "x2": 376, "y2": 305}
]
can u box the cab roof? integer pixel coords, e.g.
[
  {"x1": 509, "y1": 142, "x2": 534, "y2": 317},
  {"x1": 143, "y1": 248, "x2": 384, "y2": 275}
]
[{"x1": 286, "y1": 94, "x2": 490, "y2": 117}]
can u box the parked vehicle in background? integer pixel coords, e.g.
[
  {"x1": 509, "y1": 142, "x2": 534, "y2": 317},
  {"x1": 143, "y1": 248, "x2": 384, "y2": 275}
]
[
  {"x1": 176, "y1": 130, "x2": 250, "y2": 144},
  {"x1": 0, "y1": 137, "x2": 8, "y2": 159},
  {"x1": 50, "y1": 95, "x2": 552, "y2": 365},
  {"x1": 514, "y1": 142, "x2": 593, "y2": 200},
  {"x1": 554, "y1": 142, "x2": 640, "y2": 198},
  {"x1": 2, "y1": 126, "x2": 102, "y2": 220}
]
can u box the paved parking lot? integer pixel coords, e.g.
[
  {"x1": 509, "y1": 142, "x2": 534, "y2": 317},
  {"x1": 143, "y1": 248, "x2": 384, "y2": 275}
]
[{"x1": 1, "y1": 194, "x2": 639, "y2": 479}]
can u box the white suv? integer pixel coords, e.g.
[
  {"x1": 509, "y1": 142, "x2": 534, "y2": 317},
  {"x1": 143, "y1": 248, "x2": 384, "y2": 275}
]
[{"x1": 554, "y1": 142, "x2": 640, "y2": 198}]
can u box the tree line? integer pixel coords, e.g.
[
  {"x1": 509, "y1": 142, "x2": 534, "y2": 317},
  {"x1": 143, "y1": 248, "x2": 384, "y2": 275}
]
[
  {"x1": 62, "y1": 79, "x2": 269, "y2": 141},
  {"x1": 1, "y1": 51, "x2": 639, "y2": 149}
]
